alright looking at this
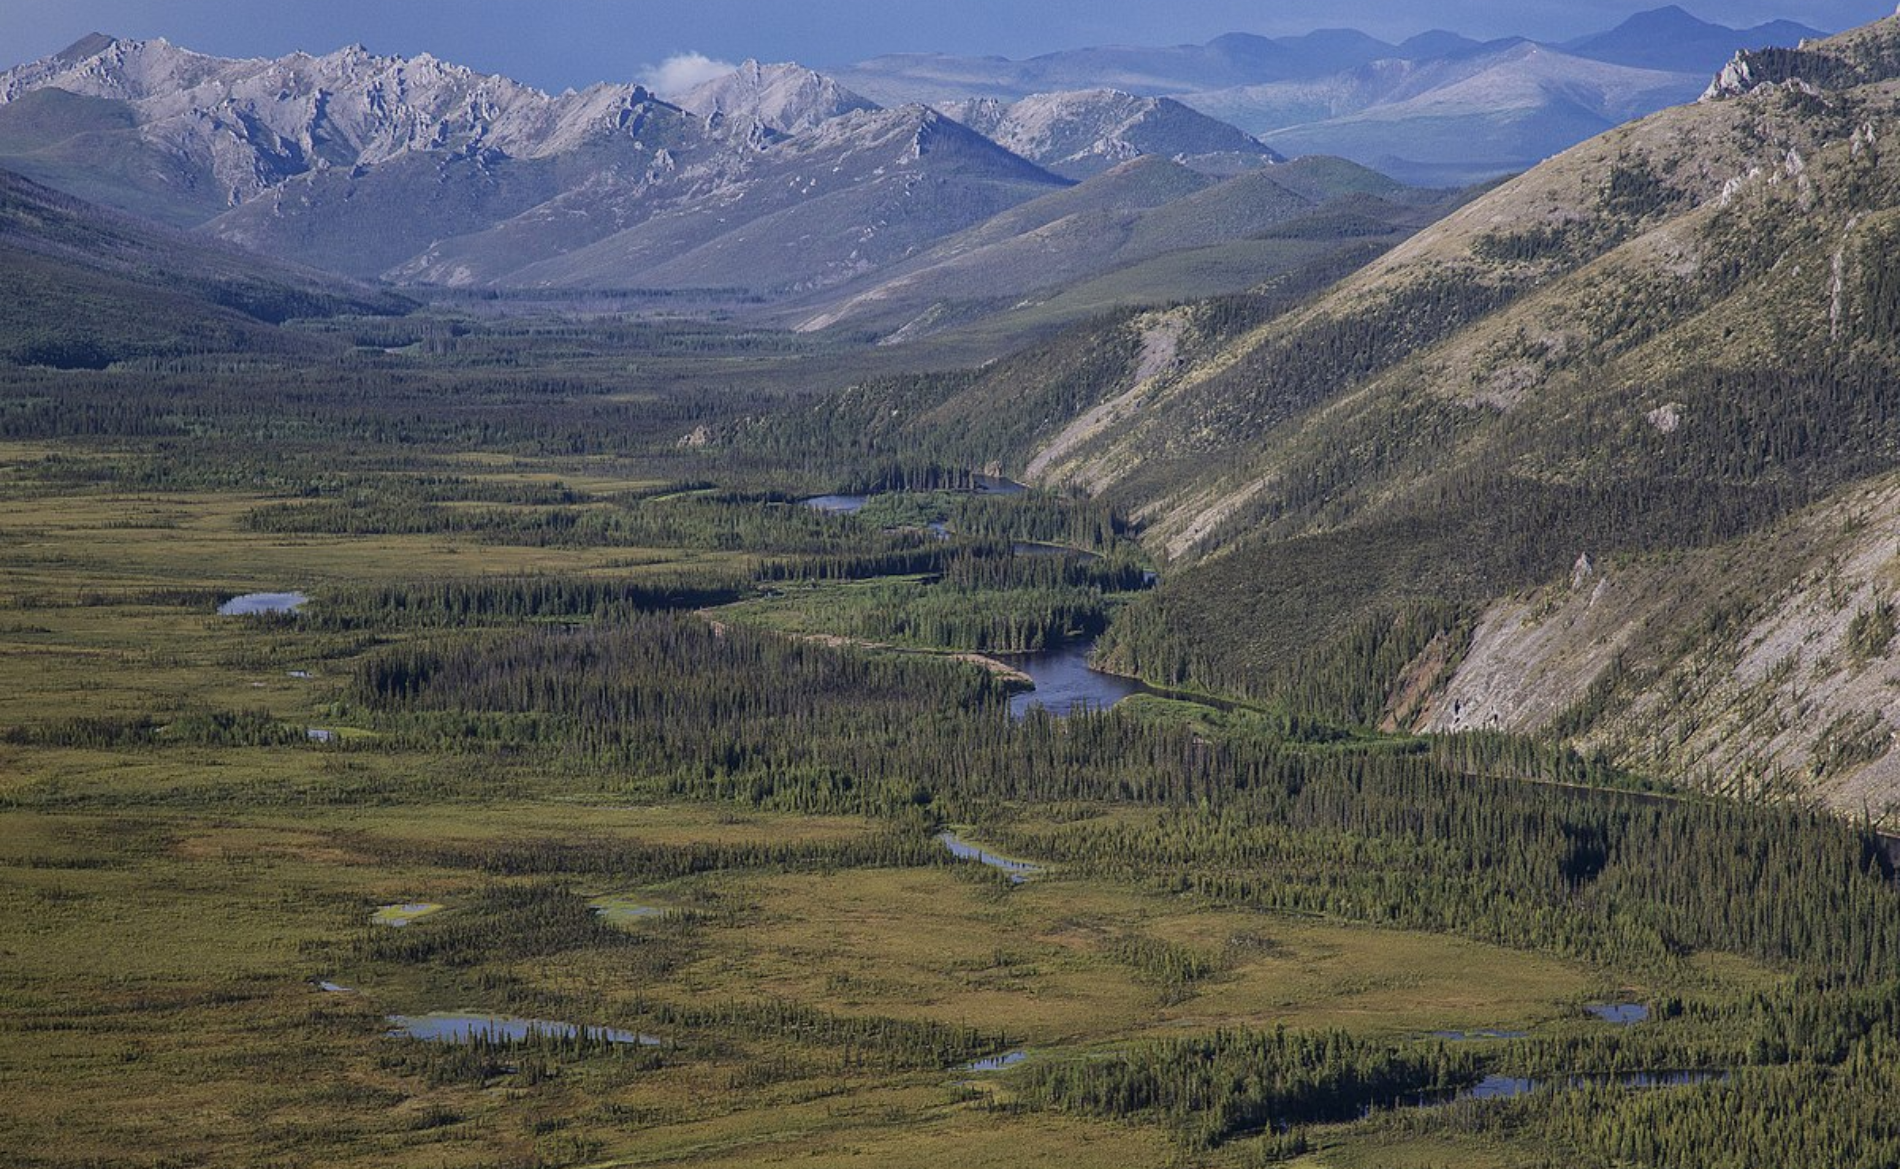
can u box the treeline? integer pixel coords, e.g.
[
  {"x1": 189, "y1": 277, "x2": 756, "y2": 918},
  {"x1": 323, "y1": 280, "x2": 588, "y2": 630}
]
[
  {"x1": 733, "y1": 317, "x2": 1141, "y2": 480},
  {"x1": 627, "y1": 998, "x2": 1011, "y2": 1073},
  {"x1": 945, "y1": 492, "x2": 1135, "y2": 552},
  {"x1": 246, "y1": 492, "x2": 950, "y2": 557},
  {"x1": 742, "y1": 559, "x2": 1126, "y2": 653},
  {"x1": 1019, "y1": 1026, "x2": 1478, "y2": 1149},
  {"x1": 306, "y1": 573, "x2": 748, "y2": 631},
  {"x1": 758, "y1": 538, "x2": 1148, "y2": 592},
  {"x1": 2, "y1": 708, "x2": 309, "y2": 749},
  {"x1": 360, "y1": 822, "x2": 949, "y2": 883},
  {"x1": 357, "y1": 882, "x2": 632, "y2": 967},
  {"x1": 763, "y1": 579, "x2": 1107, "y2": 654},
  {"x1": 0, "y1": 337, "x2": 803, "y2": 478},
  {"x1": 380, "y1": 1020, "x2": 663, "y2": 1088},
  {"x1": 992, "y1": 787, "x2": 1900, "y2": 979},
  {"x1": 1388, "y1": 1048, "x2": 1900, "y2": 1169}
]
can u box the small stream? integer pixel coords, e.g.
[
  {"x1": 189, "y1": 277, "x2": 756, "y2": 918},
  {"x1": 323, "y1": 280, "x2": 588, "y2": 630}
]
[
  {"x1": 371, "y1": 903, "x2": 443, "y2": 927},
  {"x1": 797, "y1": 480, "x2": 1155, "y2": 720},
  {"x1": 938, "y1": 831, "x2": 1040, "y2": 882},
  {"x1": 800, "y1": 475, "x2": 1026, "y2": 518},
  {"x1": 966, "y1": 1050, "x2": 1028, "y2": 1071},
  {"x1": 802, "y1": 494, "x2": 870, "y2": 514}
]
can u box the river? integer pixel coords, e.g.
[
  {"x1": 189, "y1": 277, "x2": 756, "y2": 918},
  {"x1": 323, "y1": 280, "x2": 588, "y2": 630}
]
[{"x1": 1001, "y1": 639, "x2": 1153, "y2": 718}]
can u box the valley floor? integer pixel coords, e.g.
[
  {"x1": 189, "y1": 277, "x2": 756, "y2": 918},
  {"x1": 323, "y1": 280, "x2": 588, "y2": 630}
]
[{"x1": 3, "y1": 430, "x2": 1892, "y2": 1169}]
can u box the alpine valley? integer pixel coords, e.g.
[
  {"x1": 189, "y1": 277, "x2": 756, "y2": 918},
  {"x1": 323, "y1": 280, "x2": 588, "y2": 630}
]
[{"x1": 9, "y1": 7, "x2": 1900, "y2": 1169}]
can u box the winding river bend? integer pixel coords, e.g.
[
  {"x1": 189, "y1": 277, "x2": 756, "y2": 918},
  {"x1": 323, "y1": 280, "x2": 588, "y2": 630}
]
[
  {"x1": 1001, "y1": 640, "x2": 1153, "y2": 718},
  {"x1": 799, "y1": 481, "x2": 1156, "y2": 719}
]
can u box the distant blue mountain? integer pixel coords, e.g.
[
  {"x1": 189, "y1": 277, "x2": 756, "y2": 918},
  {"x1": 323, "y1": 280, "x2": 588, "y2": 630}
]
[{"x1": 1562, "y1": 5, "x2": 1827, "y2": 73}]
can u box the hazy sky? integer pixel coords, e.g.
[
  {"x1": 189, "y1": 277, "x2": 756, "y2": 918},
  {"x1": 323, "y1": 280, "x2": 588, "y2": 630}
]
[{"x1": 0, "y1": 1, "x2": 1891, "y2": 91}]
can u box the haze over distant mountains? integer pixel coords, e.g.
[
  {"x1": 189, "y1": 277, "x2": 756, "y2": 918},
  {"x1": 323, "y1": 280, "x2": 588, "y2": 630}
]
[{"x1": 839, "y1": 6, "x2": 1828, "y2": 184}]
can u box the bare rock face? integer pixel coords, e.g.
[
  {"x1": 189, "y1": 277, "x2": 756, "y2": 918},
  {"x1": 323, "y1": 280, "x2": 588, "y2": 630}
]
[
  {"x1": 0, "y1": 35, "x2": 711, "y2": 209},
  {"x1": 1700, "y1": 15, "x2": 1900, "y2": 104},
  {"x1": 0, "y1": 35, "x2": 1069, "y2": 289},
  {"x1": 936, "y1": 89, "x2": 1281, "y2": 178},
  {"x1": 677, "y1": 61, "x2": 878, "y2": 134},
  {"x1": 1702, "y1": 55, "x2": 1758, "y2": 100}
]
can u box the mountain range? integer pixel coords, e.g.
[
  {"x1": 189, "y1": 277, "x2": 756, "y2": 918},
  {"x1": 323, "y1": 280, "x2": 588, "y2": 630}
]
[
  {"x1": 0, "y1": 8, "x2": 1827, "y2": 306},
  {"x1": 0, "y1": 36, "x2": 1285, "y2": 301},
  {"x1": 838, "y1": 8, "x2": 1823, "y2": 103},
  {"x1": 844, "y1": 7, "x2": 1827, "y2": 184}
]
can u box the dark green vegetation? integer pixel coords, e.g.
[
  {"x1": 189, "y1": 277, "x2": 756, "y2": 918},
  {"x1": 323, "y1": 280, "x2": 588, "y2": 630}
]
[
  {"x1": 11, "y1": 16, "x2": 1900, "y2": 1169},
  {"x1": 4, "y1": 273, "x2": 1900, "y2": 1166},
  {"x1": 0, "y1": 169, "x2": 409, "y2": 367}
]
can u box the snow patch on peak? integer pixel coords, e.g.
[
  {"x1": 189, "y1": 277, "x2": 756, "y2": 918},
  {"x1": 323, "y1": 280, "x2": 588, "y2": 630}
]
[
  {"x1": 938, "y1": 88, "x2": 1279, "y2": 178},
  {"x1": 677, "y1": 60, "x2": 878, "y2": 135}
]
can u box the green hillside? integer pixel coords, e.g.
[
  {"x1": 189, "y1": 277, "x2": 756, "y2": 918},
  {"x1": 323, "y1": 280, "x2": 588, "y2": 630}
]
[
  {"x1": 0, "y1": 167, "x2": 410, "y2": 367},
  {"x1": 752, "y1": 15, "x2": 1900, "y2": 809},
  {"x1": 782, "y1": 154, "x2": 1455, "y2": 351},
  {"x1": 0, "y1": 88, "x2": 231, "y2": 227}
]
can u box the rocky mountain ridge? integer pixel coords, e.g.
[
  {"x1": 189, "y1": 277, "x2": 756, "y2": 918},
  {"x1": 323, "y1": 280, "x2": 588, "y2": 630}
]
[
  {"x1": 937, "y1": 89, "x2": 1280, "y2": 179},
  {"x1": 0, "y1": 35, "x2": 1303, "y2": 294},
  {"x1": 677, "y1": 60, "x2": 878, "y2": 134}
]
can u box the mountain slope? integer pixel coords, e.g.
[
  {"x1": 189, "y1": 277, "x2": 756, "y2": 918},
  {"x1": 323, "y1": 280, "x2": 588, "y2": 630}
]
[
  {"x1": 839, "y1": 15, "x2": 1822, "y2": 189},
  {"x1": 404, "y1": 106, "x2": 1068, "y2": 292},
  {"x1": 783, "y1": 155, "x2": 1435, "y2": 342},
  {"x1": 0, "y1": 166, "x2": 407, "y2": 366},
  {"x1": 677, "y1": 60, "x2": 878, "y2": 134},
  {"x1": 939, "y1": 89, "x2": 1281, "y2": 178},
  {"x1": 835, "y1": 29, "x2": 1456, "y2": 105},
  {"x1": 1564, "y1": 6, "x2": 1826, "y2": 74},
  {"x1": 0, "y1": 85, "x2": 229, "y2": 226},
  {"x1": 0, "y1": 36, "x2": 1084, "y2": 296},
  {"x1": 214, "y1": 92, "x2": 725, "y2": 279},
  {"x1": 780, "y1": 13, "x2": 1900, "y2": 811},
  {"x1": 0, "y1": 36, "x2": 620, "y2": 219},
  {"x1": 1186, "y1": 42, "x2": 1706, "y2": 185}
]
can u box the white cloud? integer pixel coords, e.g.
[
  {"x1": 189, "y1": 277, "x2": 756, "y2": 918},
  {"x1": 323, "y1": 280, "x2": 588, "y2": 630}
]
[{"x1": 640, "y1": 52, "x2": 738, "y2": 98}]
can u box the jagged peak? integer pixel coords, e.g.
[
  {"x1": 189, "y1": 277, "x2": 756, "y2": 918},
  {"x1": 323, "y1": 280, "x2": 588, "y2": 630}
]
[
  {"x1": 1701, "y1": 13, "x2": 1900, "y2": 101},
  {"x1": 676, "y1": 59, "x2": 877, "y2": 135},
  {"x1": 54, "y1": 32, "x2": 118, "y2": 63},
  {"x1": 1016, "y1": 87, "x2": 1150, "y2": 106}
]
